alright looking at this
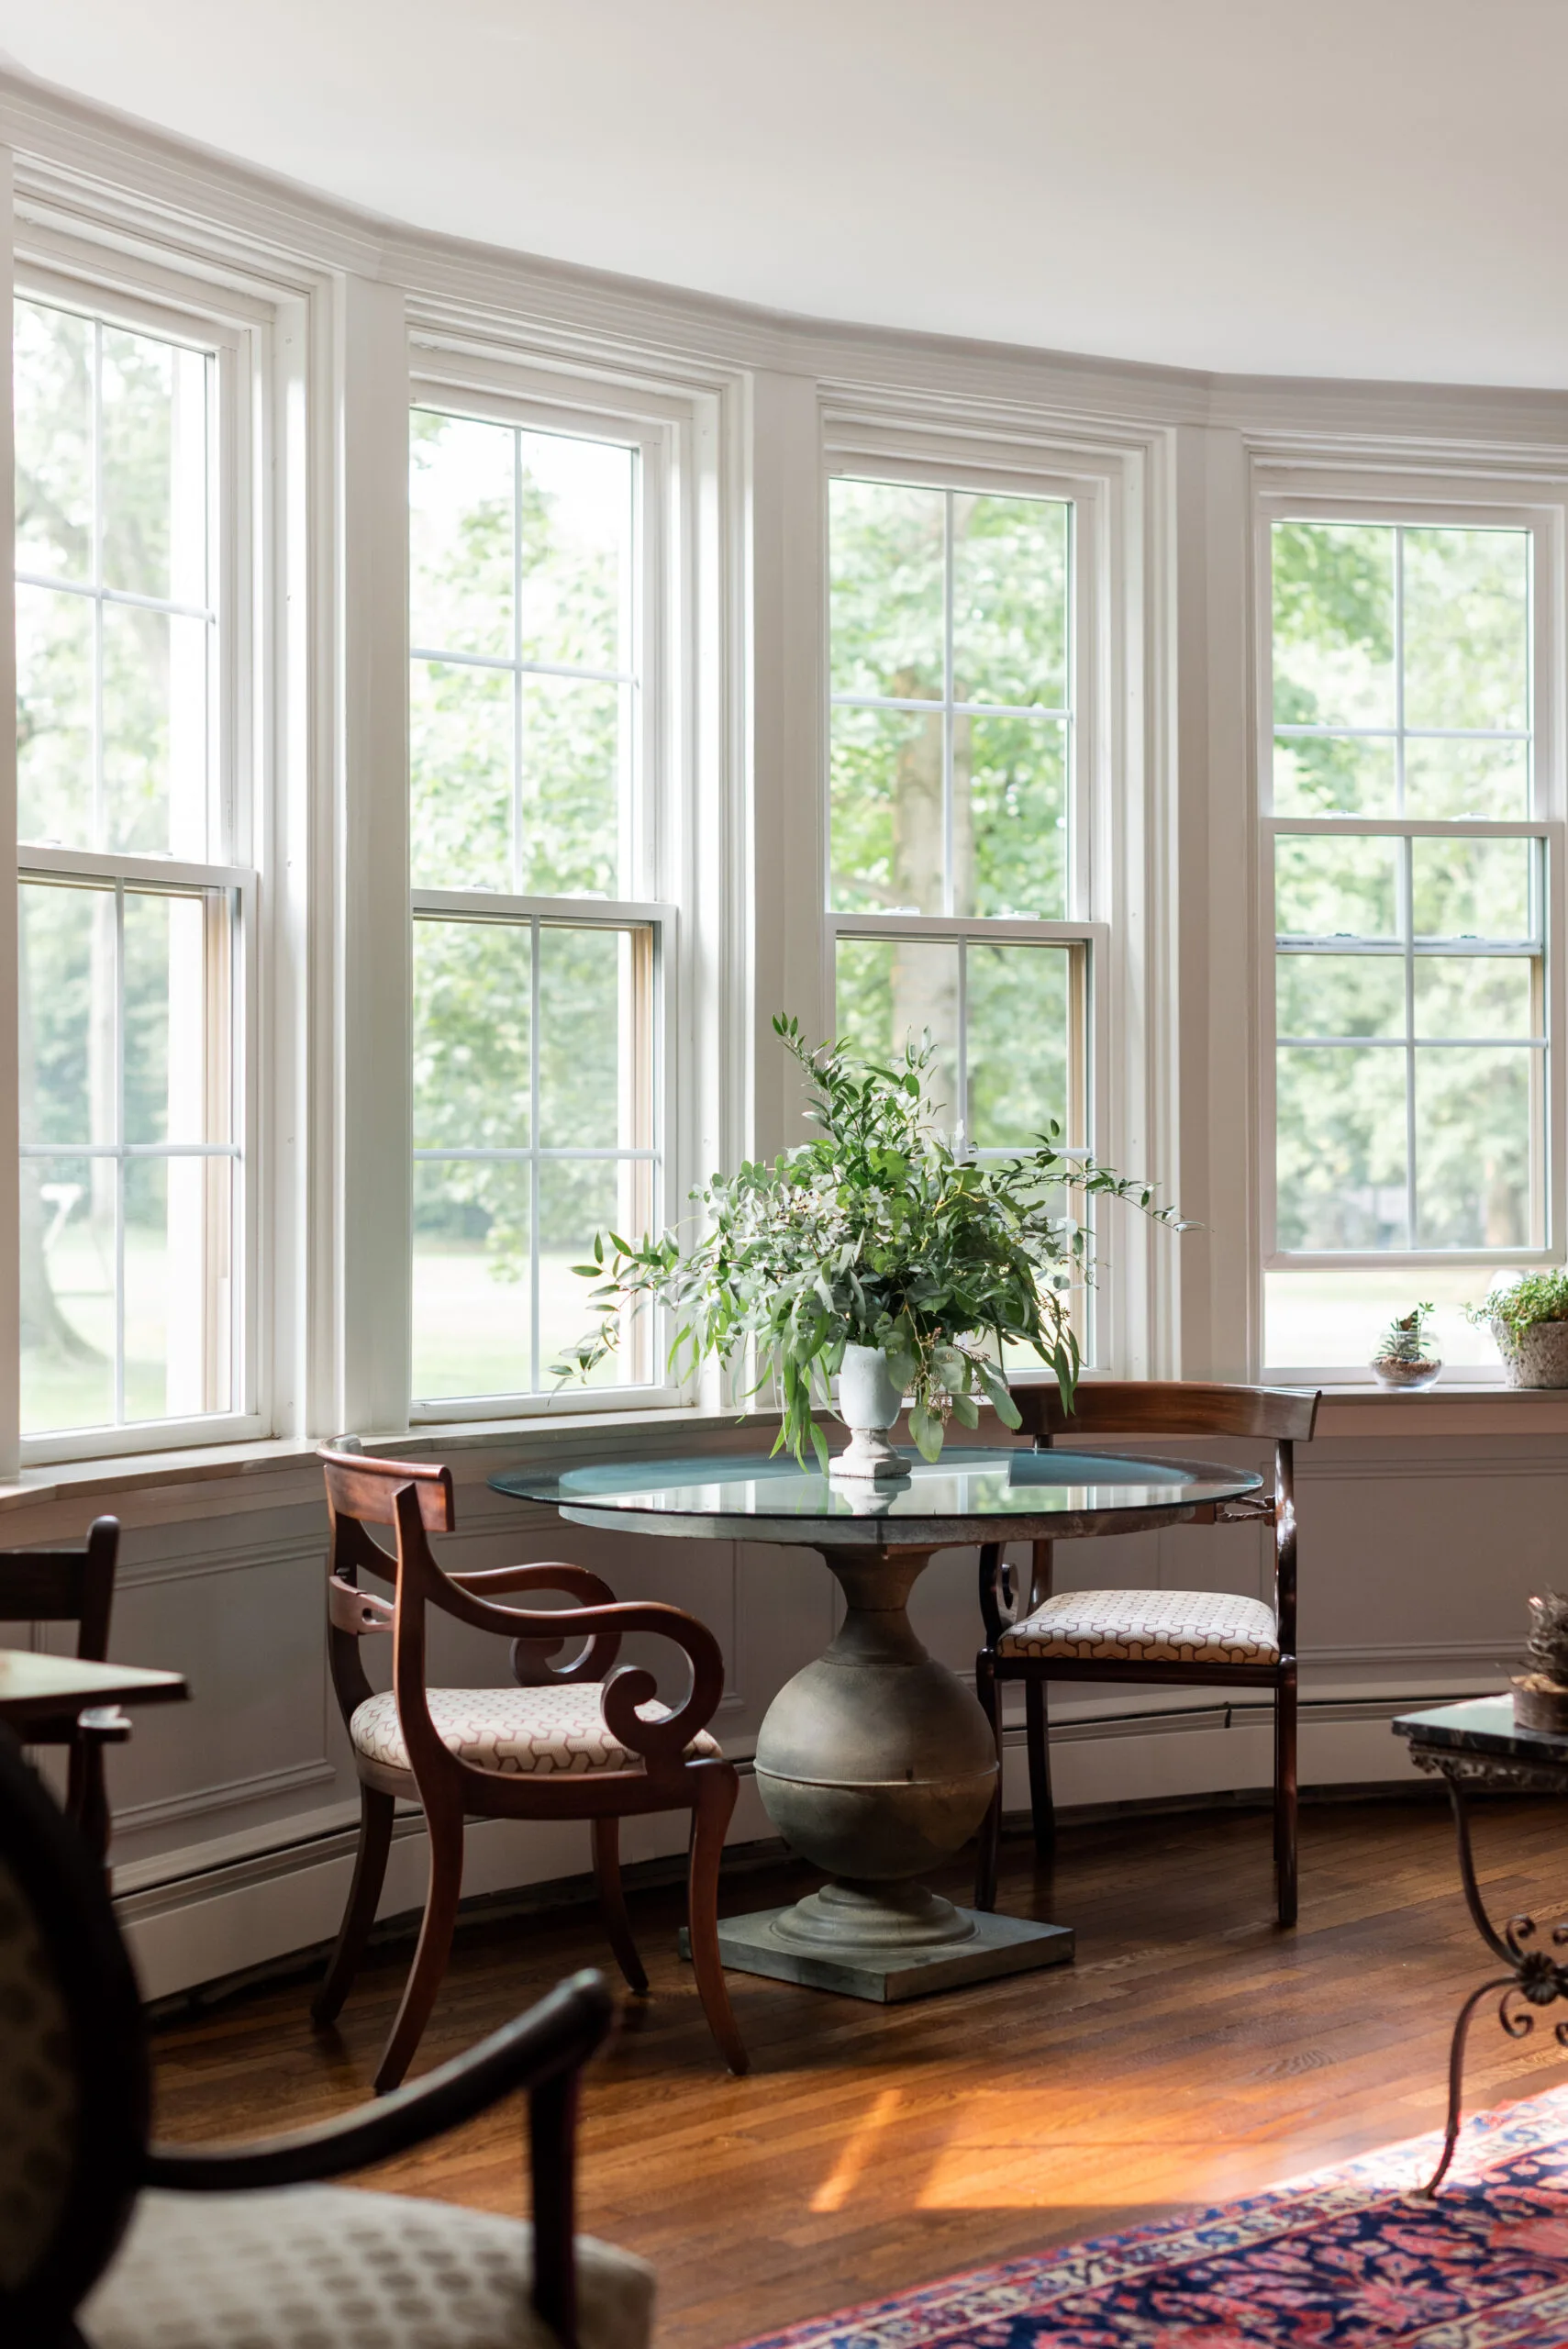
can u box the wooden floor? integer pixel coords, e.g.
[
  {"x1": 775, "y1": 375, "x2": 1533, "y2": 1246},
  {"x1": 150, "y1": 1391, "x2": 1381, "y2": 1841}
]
[{"x1": 149, "y1": 1796, "x2": 1568, "y2": 2348}]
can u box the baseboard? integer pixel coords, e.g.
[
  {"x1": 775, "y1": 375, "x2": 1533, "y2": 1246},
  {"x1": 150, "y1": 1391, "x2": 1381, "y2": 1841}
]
[{"x1": 117, "y1": 1691, "x2": 1461, "y2": 2005}]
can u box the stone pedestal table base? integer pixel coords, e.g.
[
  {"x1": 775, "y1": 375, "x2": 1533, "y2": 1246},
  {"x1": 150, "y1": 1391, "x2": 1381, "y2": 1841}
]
[{"x1": 715, "y1": 1542, "x2": 1073, "y2": 2001}]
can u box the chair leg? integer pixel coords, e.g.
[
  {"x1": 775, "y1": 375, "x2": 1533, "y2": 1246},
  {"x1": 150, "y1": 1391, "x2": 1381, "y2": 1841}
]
[
  {"x1": 313, "y1": 1784, "x2": 395, "y2": 2028},
  {"x1": 1025, "y1": 1676, "x2": 1055, "y2": 1861},
  {"x1": 374, "y1": 1793, "x2": 464, "y2": 2094},
  {"x1": 687, "y1": 1767, "x2": 748, "y2": 2076},
  {"x1": 973, "y1": 1654, "x2": 1002, "y2": 1912},
  {"x1": 593, "y1": 1813, "x2": 649, "y2": 1994},
  {"x1": 1274, "y1": 1677, "x2": 1298, "y2": 1929},
  {"x1": 66, "y1": 1736, "x2": 110, "y2": 1867}
]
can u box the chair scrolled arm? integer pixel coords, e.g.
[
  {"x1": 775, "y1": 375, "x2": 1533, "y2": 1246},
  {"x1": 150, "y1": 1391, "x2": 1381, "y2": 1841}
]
[
  {"x1": 449, "y1": 1561, "x2": 624, "y2": 1688},
  {"x1": 143, "y1": 1969, "x2": 614, "y2": 2191},
  {"x1": 593, "y1": 1602, "x2": 726, "y2": 1765}
]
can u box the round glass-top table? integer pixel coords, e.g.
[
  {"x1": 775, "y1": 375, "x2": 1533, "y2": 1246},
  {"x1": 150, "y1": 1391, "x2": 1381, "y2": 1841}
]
[{"x1": 491, "y1": 1445, "x2": 1263, "y2": 2001}]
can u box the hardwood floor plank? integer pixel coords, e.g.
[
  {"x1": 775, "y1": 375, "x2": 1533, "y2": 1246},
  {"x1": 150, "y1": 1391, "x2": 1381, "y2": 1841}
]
[{"x1": 148, "y1": 1798, "x2": 1568, "y2": 2349}]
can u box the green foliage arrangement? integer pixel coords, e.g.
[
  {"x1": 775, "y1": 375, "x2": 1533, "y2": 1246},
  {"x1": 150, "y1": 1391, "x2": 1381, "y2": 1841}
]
[
  {"x1": 1467, "y1": 1269, "x2": 1568, "y2": 1337},
  {"x1": 1373, "y1": 1303, "x2": 1440, "y2": 1365},
  {"x1": 553, "y1": 1016, "x2": 1184, "y2": 1469}
]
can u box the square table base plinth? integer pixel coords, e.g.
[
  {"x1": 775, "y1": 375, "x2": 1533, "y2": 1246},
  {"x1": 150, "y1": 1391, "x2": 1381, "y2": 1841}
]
[{"x1": 684, "y1": 1906, "x2": 1074, "y2": 2003}]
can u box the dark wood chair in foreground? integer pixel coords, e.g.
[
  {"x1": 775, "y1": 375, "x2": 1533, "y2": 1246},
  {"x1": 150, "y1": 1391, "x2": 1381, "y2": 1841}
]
[
  {"x1": 0, "y1": 1723, "x2": 641, "y2": 2349},
  {"x1": 315, "y1": 1442, "x2": 747, "y2": 2090},
  {"x1": 0, "y1": 1514, "x2": 124, "y2": 1860},
  {"x1": 974, "y1": 1382, "x2": 1319, "y2": 1927}
]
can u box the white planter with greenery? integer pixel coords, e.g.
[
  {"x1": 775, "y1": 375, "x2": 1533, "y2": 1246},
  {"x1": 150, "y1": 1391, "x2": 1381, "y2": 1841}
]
[
  {"x1": 833, "y1": 1342, "x2": 907, "y2": 1480},
  {"x1": 554, "y1": 1016, "x2": 1182, "y2": 1468},
  {"x1": 1469, "y1": 1272, "x2": 1568, "y2": 1389}
]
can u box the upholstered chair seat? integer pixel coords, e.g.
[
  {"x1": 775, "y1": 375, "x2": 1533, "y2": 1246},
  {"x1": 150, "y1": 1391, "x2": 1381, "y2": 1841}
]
[
  {"x1": 83, "y1": 2188, "x2": 654, "y2": 2349},
  {"x1": 997, "y1": 1588, "x2": 1281, "y2": 1666},
  {"x1": 349, "y1": 1683, "x2": 723, "y2": 1777}
]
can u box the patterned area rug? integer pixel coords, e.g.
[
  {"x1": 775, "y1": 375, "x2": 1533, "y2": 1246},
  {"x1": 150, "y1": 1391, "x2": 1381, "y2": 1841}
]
[{"x1": 740, "y1": 2086, "x2": 1568, "y2": 2349}]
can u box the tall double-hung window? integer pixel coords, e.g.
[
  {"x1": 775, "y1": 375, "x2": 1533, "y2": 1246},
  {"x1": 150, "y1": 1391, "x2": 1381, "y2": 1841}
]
[
  {"x1": 408, "y1": 398, "x2": 664, "y2": 1412},
  {"x1": 14, "y1": 288, "x2": 252, "y2": 1460},
  {"x1": 826, "y1": 466, "x2": 1095, "y2": 1303},
  {"x1": 1262, "y1": 504, "x2": 1559, "y2": 1376}
]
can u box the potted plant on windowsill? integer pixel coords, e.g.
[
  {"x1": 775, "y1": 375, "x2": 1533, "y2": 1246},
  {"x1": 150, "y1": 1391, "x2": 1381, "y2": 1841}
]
[
  {"x1": 551, "y1": 1015, "x2": 1184, "y2": 1475},
  {"x1": 1467, "y1": 1270, "x2": 1568, "y2": 1390},
  {"x1": 1370, "y1": 1301, "x2": 1442, "y2": 1391}
]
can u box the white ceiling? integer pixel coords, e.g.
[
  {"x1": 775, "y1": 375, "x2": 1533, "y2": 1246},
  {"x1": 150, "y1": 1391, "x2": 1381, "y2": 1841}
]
[{"x1": 4, "y1": 0, "x2": 1567, "y2": 387}]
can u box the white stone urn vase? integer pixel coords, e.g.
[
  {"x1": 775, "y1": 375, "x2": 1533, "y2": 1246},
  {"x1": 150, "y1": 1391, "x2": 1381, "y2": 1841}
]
[
  {"x1": 1501, "y1": 1319, "x2": 1568, "y2": 1388},
  {"x1": 831, "y1": 1343, "x2": 908, "y2": 1481}
]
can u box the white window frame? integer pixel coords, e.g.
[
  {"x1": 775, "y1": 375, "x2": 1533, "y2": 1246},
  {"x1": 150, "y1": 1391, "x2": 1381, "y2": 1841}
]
[
  {"x1": 1254, "y1": 477, "x2": 1568, "y2": 1386},
  {"x1": 822, "y1": 437, "x2": 1116, "y2": 1367},
  {"x1": 406, "y1": 363, "x2": 692, "y2": 1421},
  {"x1": 13, "y1": 259, "x2": 266, "y2": 1465}
]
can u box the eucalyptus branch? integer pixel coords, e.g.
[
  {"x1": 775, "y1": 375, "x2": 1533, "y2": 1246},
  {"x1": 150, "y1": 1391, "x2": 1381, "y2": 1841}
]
[{"x1": 552, "y1": 1015, "x2": 1186, "y2": 1464}]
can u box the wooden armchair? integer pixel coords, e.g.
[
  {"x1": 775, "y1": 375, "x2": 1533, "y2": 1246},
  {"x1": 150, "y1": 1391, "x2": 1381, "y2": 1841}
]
[
  {"x1": 314, "y1": 1443, "x2": 747, "y2": 2089},
  {"x1": 973, "y1": 1382, "x2": 1319, "y2": 1927},
  {"x1": 0, "y1": 1514, "x2": 124, "y2": 1859},
  {"x1": 0, "y1": 1722, "x2": 642, "y2": 2349}
]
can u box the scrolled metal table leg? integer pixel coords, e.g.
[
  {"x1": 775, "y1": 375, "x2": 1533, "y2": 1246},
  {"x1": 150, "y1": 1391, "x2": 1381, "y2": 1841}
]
[{"x1": 1424, "y1": 1771, "x2": 1568, "y2": 2195}]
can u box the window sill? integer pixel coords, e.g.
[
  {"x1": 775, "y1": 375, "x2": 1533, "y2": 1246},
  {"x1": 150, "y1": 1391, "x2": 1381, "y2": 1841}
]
[
  {"x1": 5, "y1": 1384, "x2": 1562, "y2": 1522},
  {"x1": 0, "y1": 1402, "x2": 785, "y2": 1520},
  {"x1": 1311, "y1": 1384, "x2": 1568, "y2": 1437}
]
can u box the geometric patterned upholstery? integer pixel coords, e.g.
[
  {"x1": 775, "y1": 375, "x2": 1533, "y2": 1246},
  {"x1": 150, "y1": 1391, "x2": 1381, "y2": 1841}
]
[
  {"x1": 0, "y1": 1852, "x2": 77, "y2": 2294},
  {"x1": 81, "y1": 2185, "x2": 656, "y2": 2349},
  {"x1": 997, "y1": 1588, "x2": 1281, "y2": 1664},
  {"x1": 350, "y1": 1683, "x2": 723, "y2": 1778}
]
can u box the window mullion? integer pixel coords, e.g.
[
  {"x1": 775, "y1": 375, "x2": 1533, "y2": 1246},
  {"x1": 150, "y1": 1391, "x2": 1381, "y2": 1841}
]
[{"x1": 528, "y1": 916, "x2": 541, "y2": 1393}]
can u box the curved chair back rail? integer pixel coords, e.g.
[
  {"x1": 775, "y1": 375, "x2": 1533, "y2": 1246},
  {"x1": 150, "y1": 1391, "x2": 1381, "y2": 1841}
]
[
  {"x1": 1013, "y1": 1379, "x2": 1319, "y2": 1445},
  {"x1": 973, "y1": 1379, "x2": 1320, "y2": 1932},
  {"x1": 314, "y1": 1441, "x2": 750, "y2": 2084},
  {"x1": 0, "y1": 1514, "x2": 123, "y2": 1857},
  {"x1": 0, "y1": 1721, "x2": 619, "y2": 2349}
]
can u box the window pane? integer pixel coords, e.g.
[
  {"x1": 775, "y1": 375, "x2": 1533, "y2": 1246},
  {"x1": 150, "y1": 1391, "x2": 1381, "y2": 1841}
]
[
  {"x1": 519, "y1": 674, "x2": 624, "y2": 897},
  {"x1": 21, "y1": 1153, "x2": 113, "y2": 1434},
  {"x1": 951, "y1": 494, "x2": 1067, "y2": 709},
  {"x1": 1413, "y1": 958, "x2": 1536, "y2": 1041},
  {"x1": 413, "y1": 920, "x2": 531, "y2": 1151},
  {"x1": 538, "y1": 925, "x2": 643, "y2": 1152},
  {"x1": 539, "y1": 1156, "x2": 651, "y2": 1389},
  {"x1": 123, "y1": 889, "x2": 229, "y2": 1149},
  {"x1": 1264, "y1": 1264, "x2": 1503, "y2": 1372},
  {"x1": 957, "y1": 712, "x2": 1065, "y2": 918},
  {"x1": 1275, "y1": 954, "x2": 1403, "y2": 1040},
  {"x1": 410, "y1": 410, "x2": 514, "y2": 658},
  {"x1": 1276, "y1": 1044, "x2": 1407, "y2": 1249},
  {"x1": 966, "y1": 943, "x2": 1071, "y2": 1149},
  {"x1": 100, "y1": 328, "x2": 207, "y2": 607},
  {"x1": 829, "y1": 705, "x2": 943, "y2": 916},
  {"x1": 19, "y1": 882, "x2": 104, "y2": 1146},
  {"x1": 835, "y1": 935, "x2": 960, "y2": 1126},
  {"x1": 410, "y1": 657, "x2": 513, "y2": 890},
  {"x1": 15, "y1": 302, "x2": 91, "y2": 583},
  {"x1": 413, "y1": 1159, "x2": 532, "y2": 1402},
  {"x1": 1272, "y1": 732, "x2": 1396, "y2": 818},
  {"x1": 516, "y1": 429, "x2": 633, "y2": 676},
  {"x1": 1405, "y1": 738, "x2": 1528, "y2": 821},
  {"x1": 828, "y1": 479, "x2": 945, "y2": 702},
  {"x1": 124, "y1": 1154, "x2": 234, "y2": 1423},
  {"x1": 1272, "y1": 521, "x2": 1395, "y2": 730},
  {"x1": 14, "y1": 299, "x2": 216, "y2": 863},
  {"x1": 102, "y1": 602, "x2": 209, "y2": 856},
  {"x1": 1414, "y1": 1048, "x2": 1534, "y2": 1248},
  {"x1": 17, "y1": 582, "x2": 93, "y2": 849},
  {"x1": 1275, "y1": 835, "x2": 1400, "y2": 939},
  {"x1": 1402, "y1": 527, "x2": 1529, "y2": 734},
  {"x1": 1411, "y1": 838, "x2": 1534, "y2": 940}
]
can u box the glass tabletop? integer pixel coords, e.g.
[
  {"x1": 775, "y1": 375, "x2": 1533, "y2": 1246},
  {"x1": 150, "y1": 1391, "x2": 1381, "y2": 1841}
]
[{"x1": 490, "y1": 1447, "x2": 1262, "y2": 1541}]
